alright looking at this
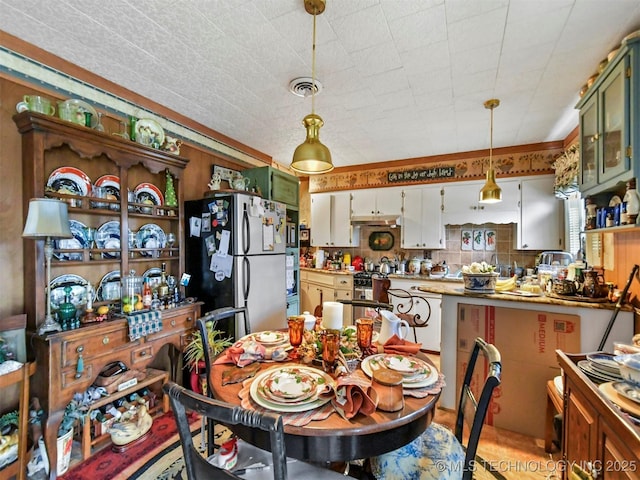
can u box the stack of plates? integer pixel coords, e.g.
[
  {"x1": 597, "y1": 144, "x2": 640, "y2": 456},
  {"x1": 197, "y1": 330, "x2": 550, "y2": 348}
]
[
  {"x1": 245, "y1": 331, "x2": 289, "y2": 347},
  {"x1": 361, "y1": 354, "x2": 439, "y2": 388},
  {"x1": 577, "y1": 353, "x2": 623, "y2": 384},
  {"x1": 250, "y1": 366, "x2": 334, "y2": 413}
]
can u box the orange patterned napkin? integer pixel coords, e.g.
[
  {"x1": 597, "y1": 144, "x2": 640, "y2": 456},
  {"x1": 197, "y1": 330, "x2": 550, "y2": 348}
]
[
  {"x1": 214, "y1": 339, "x2": 267, "y2": 367},
  {"x1": 378, "y1": 334, "x2": 422, "y2": 355},
  {"x1": 332, "y1": 370, "x2": 378, "y2": 420}
]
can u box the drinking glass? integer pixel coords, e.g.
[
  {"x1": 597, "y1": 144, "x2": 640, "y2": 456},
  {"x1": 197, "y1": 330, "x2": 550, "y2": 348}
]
[
  {"x1": 167, "y1": 233, "x2": 176, "y2": 256},
  {"x1": 94, "y1": 112, "x2": 105, "y2": 132},
  {"x1": 128, "y1": 230, "x2": 136, "y2": 258},
  {"x1": 85, "y1": 227, "x2": 95, "y2": 259},
  {"x1": 287, "y1": 316, "x2": 305, "y2": 360},
  {"x1": 356, "y1": 318, "x2": 374, "y2": 351},
  {"x1": 321, "y1": 330, "x2": 340, "y2": 374}
]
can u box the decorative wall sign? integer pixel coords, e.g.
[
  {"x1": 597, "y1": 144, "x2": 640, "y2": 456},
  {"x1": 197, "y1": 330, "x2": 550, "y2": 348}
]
[{"x1": 387, "y1": 166, "x2": 455, "y2": 183}]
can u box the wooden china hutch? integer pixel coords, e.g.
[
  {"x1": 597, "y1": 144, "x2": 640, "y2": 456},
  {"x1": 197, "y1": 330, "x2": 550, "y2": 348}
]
[{"x1": 14, "y1": 111, "x2": 201, "y2": 478}]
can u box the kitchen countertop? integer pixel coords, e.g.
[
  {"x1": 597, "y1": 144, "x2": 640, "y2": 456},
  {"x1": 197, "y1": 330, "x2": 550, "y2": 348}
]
[{"x1": 300, "y1": 267, "x2": 634, "y2": 312}]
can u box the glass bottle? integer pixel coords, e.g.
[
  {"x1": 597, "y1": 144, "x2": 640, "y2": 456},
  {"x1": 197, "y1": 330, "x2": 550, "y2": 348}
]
[
  {"x1": 129, "y1": 116, "x2": 137, "y2": 142},
  {"x1": 150, "y1": 291, "x2": 161, "y2": 311},
  {"x1": 623, "y1": 179, "x2": 639, "y2": 224},
  {"x1": 94, "y1": 112, "x2": 105, "y2": 132},
  {"x1": 158, "y1": 262, "x2": 169, "y2": 301},
  {"x1": 142, "y1": 277, "x2": 152, "y2": 310}
]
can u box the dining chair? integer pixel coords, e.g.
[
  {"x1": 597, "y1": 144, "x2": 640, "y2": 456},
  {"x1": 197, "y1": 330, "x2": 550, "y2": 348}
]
[
  {"x1": 370, "y1": 337, "x2": 502, "y2": 480},
  {"x1": 164, "y1": 382, "x2": 347, "y2": 480},
  {"x1": 197, "y1": 305, "x2": 250, "y2": 456},
  {"x1": 373, "y1": 277, "x2": 432, "y2": 345}
]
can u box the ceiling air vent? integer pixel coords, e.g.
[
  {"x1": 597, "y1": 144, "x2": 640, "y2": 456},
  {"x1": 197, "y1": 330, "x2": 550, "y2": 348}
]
[{"x1": 289, "y1": 77, "x2": 323, "y2": 97}]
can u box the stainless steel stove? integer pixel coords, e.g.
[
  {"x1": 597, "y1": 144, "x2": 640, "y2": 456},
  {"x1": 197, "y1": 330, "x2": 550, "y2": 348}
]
[{"x1": 352, "y1": 272, "x2": 387, "y2": 320}]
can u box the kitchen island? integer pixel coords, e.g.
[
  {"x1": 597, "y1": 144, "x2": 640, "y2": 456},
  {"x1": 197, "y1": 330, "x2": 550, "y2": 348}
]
[{"x1": 388, "y1": 274, "x2": 635, "y2": 438}]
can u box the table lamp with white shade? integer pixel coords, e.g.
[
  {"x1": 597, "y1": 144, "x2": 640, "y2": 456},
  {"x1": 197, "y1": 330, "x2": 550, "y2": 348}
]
[{"x1": 22, "y1": 198, "x2": 73, "y2": 335}]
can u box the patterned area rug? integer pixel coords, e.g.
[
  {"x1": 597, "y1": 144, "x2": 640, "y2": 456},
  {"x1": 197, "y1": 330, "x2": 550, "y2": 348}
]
[{"x1": 58, "y1": 411, "x2": 202, "y2": 480}]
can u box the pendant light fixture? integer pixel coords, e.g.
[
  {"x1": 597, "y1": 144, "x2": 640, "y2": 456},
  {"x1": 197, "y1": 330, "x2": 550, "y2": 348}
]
[
  {"x1": 479, "y1": 99, "x2": 502, "y2": 204},
  {"x1": 290, "y1": 0, "x2": 333, "y2": 175}
]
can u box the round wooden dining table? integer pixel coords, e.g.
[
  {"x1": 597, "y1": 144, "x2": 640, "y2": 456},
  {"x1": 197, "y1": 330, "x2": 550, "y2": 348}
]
[{"x1": 209, "y1": 354, "x2": 441, "y2": 463}]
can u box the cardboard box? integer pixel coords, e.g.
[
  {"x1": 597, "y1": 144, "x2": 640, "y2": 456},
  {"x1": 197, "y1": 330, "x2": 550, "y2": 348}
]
[{"x1": 456, "y1": 303, "x2": 580, "y2": 438}]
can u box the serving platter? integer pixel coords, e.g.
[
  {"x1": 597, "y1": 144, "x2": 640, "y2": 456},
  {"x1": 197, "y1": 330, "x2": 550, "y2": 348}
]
[
  {"x1": 46, "y1": 166, "x2": 91, "y2": 196},
  {"x1": 250, "y1": 366, "x2": 334, "y2": 413}
]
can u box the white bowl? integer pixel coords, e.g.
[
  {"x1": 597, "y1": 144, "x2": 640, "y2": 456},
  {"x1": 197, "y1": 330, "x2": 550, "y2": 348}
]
[{"x1": 462, "y1": 272, "x2": 499, "y2": 293}]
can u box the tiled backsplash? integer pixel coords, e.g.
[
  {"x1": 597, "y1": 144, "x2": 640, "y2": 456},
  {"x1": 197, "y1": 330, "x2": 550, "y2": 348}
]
[{"x1": 316, "y1": 223, "x2": 538, "y2": 273}]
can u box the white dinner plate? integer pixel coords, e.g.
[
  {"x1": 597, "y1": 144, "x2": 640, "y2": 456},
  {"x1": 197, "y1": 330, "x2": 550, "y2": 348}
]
[{"x1": 250, "y1": 366, "x2": 334, "y2": 413}]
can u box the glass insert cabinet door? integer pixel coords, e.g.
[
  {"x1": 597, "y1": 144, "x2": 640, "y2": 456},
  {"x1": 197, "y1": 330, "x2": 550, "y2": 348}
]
[
  {"x1": 580, "y1": 94, "x2": 598, "y2": 190},
  {"x1": 599, "y1": 58, "x2": 630, "y2": 184}
]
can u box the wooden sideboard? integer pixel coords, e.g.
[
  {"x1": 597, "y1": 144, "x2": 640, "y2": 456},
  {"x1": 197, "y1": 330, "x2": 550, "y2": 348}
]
[
  {"x1": 557, "y1": 350, "x2": 640, "y2": 479},
  {"x1": 31, "y1": 302, "x2": 200, "y2": 478}
]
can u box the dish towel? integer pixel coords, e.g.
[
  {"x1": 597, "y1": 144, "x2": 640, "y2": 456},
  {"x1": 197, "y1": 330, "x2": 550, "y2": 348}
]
[
  {"x1": 378, "y1": 334, "x2": 422, "y2": 355},
  {"x1": 332, "y1": 369, "x2": 378, "y2": 420},
  {"x1": 127, "y1": 310, "x2": 162, "y2": 341}
]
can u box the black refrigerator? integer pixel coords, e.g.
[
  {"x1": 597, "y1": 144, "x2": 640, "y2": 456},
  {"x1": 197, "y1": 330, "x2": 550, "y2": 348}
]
[{"x1": 185, "y1": 192, "x2": 287, "y2": 338}]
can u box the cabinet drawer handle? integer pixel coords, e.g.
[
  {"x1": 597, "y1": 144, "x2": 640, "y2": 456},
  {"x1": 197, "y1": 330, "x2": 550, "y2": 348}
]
[
  {"x1": 75, "y1": 346, "x2": 84, "y2": 379},
  {"x1": 102, "y1": 336, "x2": 110, "y2": 345},
  {"x1": 186, "y1": 317, "x2": 193, "y2": 323},
  {"x1": 140, "y1": 350, "x2": 147, "y2": 357},
  {"x1": 171, "y1": 320, "x2": 176, "y2": 327}
]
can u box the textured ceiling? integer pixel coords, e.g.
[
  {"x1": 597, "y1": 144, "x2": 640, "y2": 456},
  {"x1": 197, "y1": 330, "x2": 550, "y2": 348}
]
[{"x1": 2, "y1": 0, "x2": 640, "y2": 168}]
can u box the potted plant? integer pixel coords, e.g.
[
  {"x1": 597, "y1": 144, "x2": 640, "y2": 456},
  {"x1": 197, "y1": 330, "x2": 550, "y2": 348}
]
[{"x1": 183, "y1": 321, "x2": 232, "y2": 393}]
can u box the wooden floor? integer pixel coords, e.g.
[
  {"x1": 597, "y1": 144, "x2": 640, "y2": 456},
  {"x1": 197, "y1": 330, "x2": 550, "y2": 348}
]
[{"x1": 426, "y1": 353, "x2": 563, "y2": 480}]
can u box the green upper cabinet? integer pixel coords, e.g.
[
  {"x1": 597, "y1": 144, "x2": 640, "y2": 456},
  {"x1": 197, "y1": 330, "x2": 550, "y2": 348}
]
[
  {"x1": 242, "y1": 166, "x2": 299, "y2": 208},
  {"x1": 577, "y1": 40, "x2": 634, "y2": 196}
]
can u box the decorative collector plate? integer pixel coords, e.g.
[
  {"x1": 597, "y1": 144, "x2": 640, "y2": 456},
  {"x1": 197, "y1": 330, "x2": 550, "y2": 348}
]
[
  {"x1": 46, "y1": 166, "x2": 91, "y2": 196},
  {"x1": 49, "y1": 273, "x2": 91, "y2": 311},
  {"x1": 134, "y1": 182, "x2": 164, "y2": 211},
  {"x1": 96, "y1": 220, "x2": 122, "y2": 259},
  {"x1": 54, "y1": 219, "x2": 88, "y2": 261},
  {"x1": 361, "y1": 354, "x2": 439, "y2": 388},
  {"x1": 135, "y1": 118, "x2": 165, "y2": 147},
  {"x1": 96, "y1": 270, "x2": 121, "y2": 302},
  {"x1": 135, "y1": 223, "x2": 166, "y2": 256}
]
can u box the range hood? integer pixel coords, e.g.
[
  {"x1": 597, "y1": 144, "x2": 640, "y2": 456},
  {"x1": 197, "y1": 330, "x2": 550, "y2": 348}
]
[{"x1": 350, "y1": 214, "x2": 401, "y2": 227}]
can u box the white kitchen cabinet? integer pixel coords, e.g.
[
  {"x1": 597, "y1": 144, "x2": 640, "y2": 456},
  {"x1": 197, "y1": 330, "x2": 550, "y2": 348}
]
[
  {"x1": 515, "y1": 175, "x2": 565, "y2": 250},
  {"x1": 351, "y1": 187, "x2": 403, "y2": 217},
  {"x1": 310, "y1": 192, "x2": 359, "y2": 247},
  {"x1": 310, "y1": 193, "x2": 331, "y2": 247},
  {"x1": 401, "y1": 186, "x2": 444, "y2": 249},
  {"x1": 442, "y1": 179, "x2": 520, "y2": 225}
]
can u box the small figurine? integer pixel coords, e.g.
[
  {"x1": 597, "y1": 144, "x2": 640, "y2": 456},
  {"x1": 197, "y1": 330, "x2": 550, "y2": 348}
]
[{"x1": 208, "y1": 172, "x2": 222, "y2": 191}]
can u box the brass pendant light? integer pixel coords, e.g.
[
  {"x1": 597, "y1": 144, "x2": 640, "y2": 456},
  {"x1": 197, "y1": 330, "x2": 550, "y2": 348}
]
[
  {"x1": 479, "y1": 98, "x2": 502, "y2": 203},
  {"x1": 290, "y1": 0, "x2": 334, "y2": 175}
]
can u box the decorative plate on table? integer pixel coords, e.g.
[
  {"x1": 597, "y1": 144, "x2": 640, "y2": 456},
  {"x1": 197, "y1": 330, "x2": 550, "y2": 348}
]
[
  {"x1": 49, "y1": 273, "x2": 91, "y2": 311},
  {"x1": 361, "y1": 354, "x2": 439, "y2": 389},
  {"x1": 134, "y1": 182, "x2": 164, "y2": 211},
  {"x1": 61, "y1": 99, "x2": 98, "y2": 128},
  {"x1": 249, "y1": 331, "x2": 288, "y2": 347},
  {"x1": 143, "y1": 267, "x2": 162, "y2": 290},
  {"x1": 135, "y1": 118, "x2": 165, "y2": 147},
  {"x1": 96, "y1": 220, "x2": 121, "y2": 259},
  {"x1": 95, "y1": 174, "x2": 120, "y2": 205},
  {"x1": 135, "y1": 223, "x2": 166, "y2": 257},
  {"x1": 46, "y1": 166, "x2": 91, "y2": 196},
  {"x1": 54, "y1": 219, "x2": 88, "y2": 261},
  {"x1": 250, "y1": 366, "x2": 335, "y2": 413},
  {"x1": 96, "y1": 270, "x2": 121, "y2": 302},
  {"x1": 259, "y1": 368, "x2": 319, "y2": 403}
]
